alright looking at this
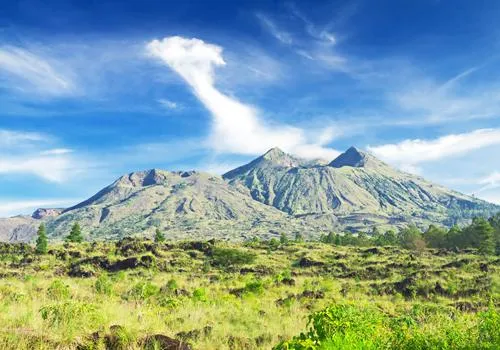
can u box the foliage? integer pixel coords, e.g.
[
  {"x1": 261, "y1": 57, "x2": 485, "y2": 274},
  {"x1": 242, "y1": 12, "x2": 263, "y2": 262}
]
[
  {"x1": 95, "y1": 274, "x2": 113, "y2": 295},
  {"x1": 210, "y1": 247, "x2": 256, "y2": 268},
  {"x1": 66, "y1": 223, "x2": 84, "y2": 243},
  {"x1": 154, "y1": 227, "x2": 165, "y2": 243},
  {"x1": 274, "y1": 303, "x2": 500, "y2": 350},
  {"x1": 35, "y1": 223, "x2": 48, "y2": 254},
  {"x1": 47, "y1": 279, "x2": 71, "y2": 300}
]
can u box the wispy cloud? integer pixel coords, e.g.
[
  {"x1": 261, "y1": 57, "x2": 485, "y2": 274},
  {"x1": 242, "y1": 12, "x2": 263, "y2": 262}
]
[
  {"x1": 158, "y1": 98, "x2": 179, "y2": 110},
  {"x1": 256, "y1": 13, "x2": 293, "y2": 45},
  {"x1": 0, "y1": 129, "x2": 79, "y2": 182},
  {"x1": 389, "y1": 64, "x2": 500, "y2": 124},
  {"x1": 368, "y1": 129, "x2": 500, "y2": 173},
  {"x1": 146, "y1": 36, "x2": 339, "y2": 160},
  {"x1": 0, "y1": 46, "x2": 75, "y2": 96}
]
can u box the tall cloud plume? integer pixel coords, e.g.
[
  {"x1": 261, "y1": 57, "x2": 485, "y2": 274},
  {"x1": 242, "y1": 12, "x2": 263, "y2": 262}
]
[{"x1": 146, "y1": 36, "x2": 338, "y2": 160}]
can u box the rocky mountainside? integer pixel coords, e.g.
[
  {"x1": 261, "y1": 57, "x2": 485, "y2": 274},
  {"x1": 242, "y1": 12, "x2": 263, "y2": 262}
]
[
  {"x1": 0, "y1": 147, "x2": 498, "y2": 242},
  {"x1": 1, "y1": 170, "x2": 327, "y2": 242},
  {"x1": 224, "y1": 147, "x2": 499, "y2": 231}
]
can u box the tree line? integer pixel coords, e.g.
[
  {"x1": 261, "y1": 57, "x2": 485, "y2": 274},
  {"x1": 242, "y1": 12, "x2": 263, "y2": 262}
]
[
  {"x1": 320, "y1": 213, "x2": 500, "y2": 255},
  {"x1": 34, "y1": 213, "x2": 500, "y2": 255},
  {"x1": 35, "y1": 223, "x2": 167, "y2": 254}
]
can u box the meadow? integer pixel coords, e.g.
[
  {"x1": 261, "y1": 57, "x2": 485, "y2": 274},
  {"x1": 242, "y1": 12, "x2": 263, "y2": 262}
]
[{"x1": 0, "y1": 238, "x2": 498, "y2": 349}]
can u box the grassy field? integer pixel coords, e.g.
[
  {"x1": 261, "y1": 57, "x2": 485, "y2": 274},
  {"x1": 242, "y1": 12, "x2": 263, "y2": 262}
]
[{"x1": 0, "y1": 238, "x2": 498, "y2": 349}]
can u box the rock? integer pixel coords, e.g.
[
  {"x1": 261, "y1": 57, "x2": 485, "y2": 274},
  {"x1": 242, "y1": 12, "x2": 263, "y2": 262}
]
[
  {"x1": 297, "y1": 257, "x2": 325, "y2": 268},
  {"x1": 31, "y1": 208, "x2": 62, "y2": 219},
  {"x1": 141, "y1": 334, "x2": 192, "y2": 350}
]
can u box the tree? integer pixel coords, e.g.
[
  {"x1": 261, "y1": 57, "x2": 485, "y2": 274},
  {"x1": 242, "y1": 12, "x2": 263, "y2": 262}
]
[
  {"x1": 35, "y1": 223, "x2": 48, "y2": 254},
  {"x1": 488, "y1": 213, "x2": 500, "y2": 255},
  {"x1": 295, "y1": 232, "x2": 304, "y2": 243},
  {"x1": 66, "y1": 223, "x2": 83, "y2": 243},
  {"x1": 469, "y1": 217, "x2": 495, "y2": 255},
  {"x1": 423, "y1": 225, "x2": 448, "y2": 248},
  {"x1": 279, "y1": 233, "x2": 289, "y2": 245},
  {"x1": 447, "y1": 225, "x2": 463, "y2": 248},
  {"x1": 399, "y1": 225, "x2": 425, "y2": 250},
  {"x1": 321, "y1": 232, "x2": 336, "y2": 244},
  {"x1": 154, "y1": 228, "x2": 165, "y2": 243}
]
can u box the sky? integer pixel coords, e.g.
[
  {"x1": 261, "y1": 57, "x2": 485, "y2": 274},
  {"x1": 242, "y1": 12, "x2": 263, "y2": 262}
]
[{"x1": 1, "y1": 0, "x2": 500, "y2": 217}]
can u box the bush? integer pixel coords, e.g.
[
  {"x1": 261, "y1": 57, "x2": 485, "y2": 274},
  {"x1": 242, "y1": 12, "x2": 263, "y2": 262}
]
[
  {"x1": 243, "y1": 279, "x2": 265, "y2": 295},
  {"x1": 192, "y1": 288, "x2": 208, "y2": 302},
  {"x1": 274, "y1": 302, "x2": 500, "y2": 349},
  {"x1": 40, "y1": 301, "x2": 99, "y2": 327},
  {"x1": 125, "y1": 281, "x2": 159, "y2": 301},
  {"x1": 210, "y1": 248, "x2": 256, "y2": 268},
  {"x1": 47, "y1": 280, "x2": 71, "y2": 300},
  {"x1": 95, "y1": 274, "x2": 113, "y2": 295}
]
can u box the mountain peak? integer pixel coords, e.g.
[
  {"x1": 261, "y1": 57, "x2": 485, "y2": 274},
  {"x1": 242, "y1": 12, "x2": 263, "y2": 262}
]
[
  {"x1": 329, "y1": 146, "x2": 371, "y2": 168},
  {"x1": 262, "y1": 147, "x2": 287, "y2": 160}
]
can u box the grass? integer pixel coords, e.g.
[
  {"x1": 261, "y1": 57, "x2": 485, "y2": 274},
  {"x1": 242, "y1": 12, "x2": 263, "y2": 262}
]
[{"x1": 0, "y1": 239, "x2": 498, "y2": 349}]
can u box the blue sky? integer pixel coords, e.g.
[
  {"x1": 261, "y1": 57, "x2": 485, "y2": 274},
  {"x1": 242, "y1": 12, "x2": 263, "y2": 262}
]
[{"x1": 1, "y1": 0, "x2": 500, "y2": 217}]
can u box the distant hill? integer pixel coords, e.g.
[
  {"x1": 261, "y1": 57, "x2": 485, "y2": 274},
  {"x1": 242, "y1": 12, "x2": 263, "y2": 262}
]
[{"x1": 1, "y1": 147, "x2": 498, "y2": 242}]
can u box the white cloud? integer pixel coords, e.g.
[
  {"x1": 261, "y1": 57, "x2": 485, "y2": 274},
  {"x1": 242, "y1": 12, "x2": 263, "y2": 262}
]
[
  {"x1": 391, "y1": 66, "x2": 500, "y2": 124},
  {"x1": 256, "y1": 14, "x2": 293, "y2": 45},
  {"x1": 146, "y1": 36, "x2": 339, "y2": 160},
  {"x1": 0, "y1": 46, "x2": 75, "y2": 96},
  {"x1": 0, "y1": 130, "x2": 48, "y2": 147},
  {"x1": 368, "y1": 129, "x2": 500, "y2": 171},
  {"x1": 0, "y1": 153, "x2": 75, "y2": 182},
  {"x1": 0, "y1": 129, "x2": 78, "y2": 182},
  {"x1": 158, "y1": 99, "x2": 179, "y2": 110},
  {"x1": 0, "y1": 199, "x2": 77, "y2": 217}
]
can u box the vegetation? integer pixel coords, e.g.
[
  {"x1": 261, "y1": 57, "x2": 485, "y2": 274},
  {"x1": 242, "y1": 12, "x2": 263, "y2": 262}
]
[
  {"x1": 154, "y1": 228, "x2": 166, "y2": 243},
  {"x1": 35, "y1": 223, "x2": 48, "y2": 254},
  {"x1": 0, "y1": 231, "x2": 498, "y2": 349},
  {"x1": 65, "y1": 223, "x2": 83, "y2": 243},
  {"x1": 319, "y1": 213, "x2": 500, "y2": 255}
]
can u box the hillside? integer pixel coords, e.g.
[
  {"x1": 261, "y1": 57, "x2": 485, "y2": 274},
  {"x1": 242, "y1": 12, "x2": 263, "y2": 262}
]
[
  {"x1": 224, "y1": 147, "x2": 499, "y2": 231},
  {"x1": 1, "y1": 170, "x2": 330, "y2": 242},
  {"x1": 0, "y1": 147, "x2": 498, "y2": 242}
]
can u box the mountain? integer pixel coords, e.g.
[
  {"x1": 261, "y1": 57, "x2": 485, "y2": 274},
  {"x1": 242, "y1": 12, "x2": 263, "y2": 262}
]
[
  {"x1": 0, "y1": 147, "x2": 498, "y2": 242},
  {"x1": 1, "y1": 169, "x2": 328, "y2": 242},
  {"x1": 223, "y1": 147, "x2": 499, "y2": 231}
]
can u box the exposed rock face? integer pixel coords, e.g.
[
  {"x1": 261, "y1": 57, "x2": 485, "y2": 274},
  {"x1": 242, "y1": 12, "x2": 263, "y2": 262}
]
[
  {"x1": 1, "y1": 147, "x2": 498, "y2": 242},
  {"x1": 224, "y1": 147, "x2": 499, "y2": 230},
  {"x1": 330, "y1": 146, "x2": 370, "y2": 168},
  {"x1": 32, "y1": 208, "x2": 62, "y2": 219}
]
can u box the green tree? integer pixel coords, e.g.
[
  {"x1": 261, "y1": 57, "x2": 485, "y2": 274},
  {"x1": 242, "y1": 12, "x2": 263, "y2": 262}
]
[
  {"x1": 279, "y1": 233, "x2": 289, "y2": 245},
  {"x1": 295, "y1": 232, "x2": 304, "y2": 243},
  {"x1": 447, "y1": 225, "x2": 463, "y2": 248},
  {"x1": 399, "y1": 225, "x2": 425, "y2": 251},
  {"x1": 469, "y1": 217, "x2": 495, "y2": 255},
  {"x1": 35, "y1": 223, "x2": 48, "y2": 254},
  {"x1": 66, "y1": 223, "x2": 83, "y2": 243},
  {"x1": 488, "y1": 213, "x2": 500, "y2": 255},
  {"x1": 423, "y1": 225, "x2": 448, "y2": 248},
  {"x1": 154, "y1": 228, "x2": 165, "y2": 243}
]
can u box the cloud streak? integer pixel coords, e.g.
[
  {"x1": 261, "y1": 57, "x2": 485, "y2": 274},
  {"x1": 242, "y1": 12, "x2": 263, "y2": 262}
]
[
  {"x1": 0, "y1": 129, "x2": 78, "y2": 182},
  {"x1": 0, "y1": 46, "x2": 75, "y2": 96},
  {"x1": 146, "y1": 36, "x2": 339, "y2": 160},
  {"x1": 368, "y1": 129, "x2": 500, "y2": 172}
]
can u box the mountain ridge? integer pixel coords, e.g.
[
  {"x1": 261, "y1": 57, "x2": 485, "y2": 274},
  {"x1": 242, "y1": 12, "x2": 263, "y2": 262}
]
[{"x1": 1, "y1": 147, "x2": 498, "y2": 242}]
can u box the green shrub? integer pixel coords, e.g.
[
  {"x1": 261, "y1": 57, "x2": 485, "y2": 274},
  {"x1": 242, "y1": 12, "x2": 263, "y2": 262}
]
[
  {"x1": 210, "y1": 248, "x2": 256, "y2": 268},
  {"x1": 40, "y1": 301, "x2": 99, "y2": 327},
  {"x1": 125, "y1": 281, "x2": 159, "y2": 301},
  {"x1": 192, "y1": 288, "x2": 207, "y2": 302},
  {"x1": 47, "y1": 280, "x2": 71, "y2": 300},
  {"x1": 95, "y1": 274, "x2": 113, "y2": 295},
  {"x1": 244, "y1": 279, "x2": 265, "y2": 295}
]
